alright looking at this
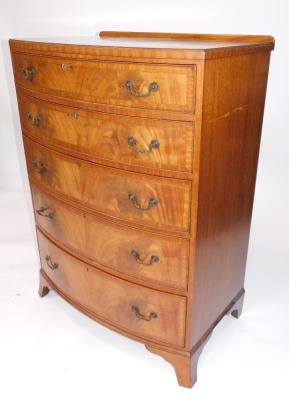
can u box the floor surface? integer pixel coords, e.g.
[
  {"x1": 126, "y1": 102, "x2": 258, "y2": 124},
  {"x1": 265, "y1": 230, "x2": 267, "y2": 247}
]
[{"x1": 0, "y1": 186, "x2": 288, "y2": 400}]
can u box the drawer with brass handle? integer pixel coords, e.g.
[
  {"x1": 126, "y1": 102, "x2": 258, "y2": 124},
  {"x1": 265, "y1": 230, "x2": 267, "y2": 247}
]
[
  {"x1": 24, "y1": 137, "x2": 191, "y2": 232},
  {"x1": 18, "y1": 93, "x2": 194, "y2": 175},
  {"x1": 31, "y1": 184, "x2": 189, "y2": 291},
  {"x1": 37, "y1": 229, "x2": 187, "y2": 347},
  {"x1": 12, "y1": 53, "x2": 196, "y2": 113}
]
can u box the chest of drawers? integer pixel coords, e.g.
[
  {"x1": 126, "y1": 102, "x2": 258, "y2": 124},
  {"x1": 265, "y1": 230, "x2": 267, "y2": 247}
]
[{"x1": 9, "y1": 31, "x2": 274, "y2": 388}]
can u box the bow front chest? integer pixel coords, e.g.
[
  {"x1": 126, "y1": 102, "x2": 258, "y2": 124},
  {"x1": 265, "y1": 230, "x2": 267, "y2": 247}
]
[{"x1": 9, "y1": 31, "x2": 274, "y2": 388}]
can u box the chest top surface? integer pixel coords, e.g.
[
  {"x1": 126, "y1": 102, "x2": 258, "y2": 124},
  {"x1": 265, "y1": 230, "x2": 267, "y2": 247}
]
[{"x1": 9, "y1": 31, "x2": 274, "y2": 62}]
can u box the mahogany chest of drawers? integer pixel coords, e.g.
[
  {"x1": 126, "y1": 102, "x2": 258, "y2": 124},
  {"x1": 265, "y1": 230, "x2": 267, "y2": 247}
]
[{"x1": 9, "y1": 31, "x2": 274, "y2": 388}]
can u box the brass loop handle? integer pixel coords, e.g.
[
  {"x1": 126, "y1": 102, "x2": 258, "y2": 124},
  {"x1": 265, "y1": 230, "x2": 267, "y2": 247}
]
[
  {"x1": 128, "y1": 137, "x2": 160, "y2": 154},
  {"x1": 128, "y1": 193, "x2": 158, "y2": 210},
  {"x1": 45, "y1": 255, "x2": 58, "y2": 270},
  {"x1": 31, "y1": 159, "x2": 46, "y2": 175},
  {"x1": 126, "y1": 80, "x2": 159, "y2": 98},
  {"x1": 131, "y1": 306, "x2": 158, "y2": 322},
  {"x1": 19, "y1": 66, "x2": 35, "y2": 81},
  {"x1": 131, "y1": 250, "x2": 159, "y2": 266},
  {"x1": 26, "y1": 112, "x2": 41, "y2": 126},
  {"x1": 61, "y1": 63, "x2": 73, "y2": 69},
  {"x1": 36, "y1": 207, "x2": 53, "y2": 219}
]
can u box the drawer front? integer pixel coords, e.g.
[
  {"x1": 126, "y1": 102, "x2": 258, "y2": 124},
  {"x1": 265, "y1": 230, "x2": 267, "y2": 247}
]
[
  {"x1": 32, "y1": 185, "x2": 189, "y2": 290},
  {"x1": 24, "y1": 137, "x2": 191, "y2": 232},
  {"x1": 12, "y1": 53, "x2": 196, "y2": 113},
  {"x1": 38, "y1": 229, "x2": 186, "y2": 347},
  {"x1": 18, "y1": 93, "x2": 194, "y2": 173}
]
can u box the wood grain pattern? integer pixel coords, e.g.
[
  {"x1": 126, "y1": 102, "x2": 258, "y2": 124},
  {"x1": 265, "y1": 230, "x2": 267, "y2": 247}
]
[
  {"x1": 100, "y1": 31, "x2": 275, "y2": 44},
  {"x1": 189, "y1": 51, "x2": 272, "y2": 347},
  {"x1": 146, "y1": 333, "x2": 211, "y2": 388},
  {"x1": 12, "y1": 53, "x2": 196, "y2": 113},
  {"x1": 18, "y1": 92, "x2": 194, "y2": 175},
  {"x1": 31, "y1": 184, "x2": 189, "y2": 291},
  {"x1": 37, "y1": 229, "x2": 187, "y2": 347},
  {"x1": 16, "y1": 85, "x2": 197, "y2": 124},
  {"x1": 24, "y1": 136, "x2": 191, "y2": 232},
  {"x1": 9, "y1": 34, "x2": 274, "y2": 63}
]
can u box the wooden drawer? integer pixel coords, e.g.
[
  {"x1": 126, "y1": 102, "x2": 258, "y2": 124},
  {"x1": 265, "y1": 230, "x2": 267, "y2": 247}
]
[
  {"x1": 32, "y1": 184, "x2": 189, "y2": 290},
  {"x1": 12, "y1": 53, "x2": 196, "y2": 113},
  {"x1": 24, "y1": 137, "x2": 191, "y2": 232},
  {"x1": 18, "y1": 93, "x2": 194, "y2": 174},
  {"x1": 37, "y1": 229, "x2": 186, "y2": 347}
]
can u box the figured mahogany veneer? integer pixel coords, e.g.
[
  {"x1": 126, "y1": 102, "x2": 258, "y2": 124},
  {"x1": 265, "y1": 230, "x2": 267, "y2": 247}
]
[
  {"x1": 10, "y1": 31, "x2": 274, "y2": 389},
  {"x1": 31, "y1": 183, "x2": 189, "y2": 291},
  {"x1": 12, "y1": 53, "x2": 196, "y2": 113},
  {"x1": 37, "y1": 229, "x2": 187, "y2": 347},
  {"x1": 24, "y1": 136, "x2": 191, "y2": 232},
  {"x1": 17, "y1": 92, "x2": 194, "y2": 176}
]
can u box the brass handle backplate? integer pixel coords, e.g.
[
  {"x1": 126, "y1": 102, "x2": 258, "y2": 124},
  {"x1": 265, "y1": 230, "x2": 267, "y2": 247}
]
[
  {"x1": 128, "y1": 137, "x2": 160, "y2": 154},
  {"x1": 131, "y1": 305, "x2": 158, "y2": 321},
  {"x1": 45, "y1": 255, "x2": 58, "y2": 270},
  {"x1": 31, "y1": 159, "x2": 46, "y2": 175},
  {"x1": 19, "y1": 66, "x2": 35, "y2": 81},
  {"x1": 36, "y1": 207, "x2": 53, "y2": 219},
  {"x1": 126, "y1": 80, "x2": 159, "y2": 98},
  {"x1": 131, "y1": 250, "x2": 159, "y2": 266},
  {"x1": 128, "y1": 193, "x2": 158, "y2": 210},
  {"x1": 26, "y1": 112, "x2": 41, "y2": 126}
]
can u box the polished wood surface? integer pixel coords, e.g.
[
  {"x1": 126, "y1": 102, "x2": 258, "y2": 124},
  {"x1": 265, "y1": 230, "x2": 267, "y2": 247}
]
[
  {"x1": 16, "y1": 84, "x2": 197, "y2": 124},
  {"x1": 100, "y1": 30, "x2": 275, "y2": 44},
  {"x1": 9, "y1": 33, "x2": 274, "y2": 62},
  {"x1": 10, "y1": 32, "x2": 274, "y2": 388},
  {"x1": 146, "y1": 333, "x2": 211, "y2": 388},
  {"x1": 37, "y1": 229, "x2": 187, "y2": 347},
  {"x1": 12, "y1": 53, "x2": 196, "y2": 113},
  {"x1": 189, "y1": 51, "x2": 272, "y2": 346},
  {"x1": 24, "y1": 136, "x2": 191, "y2": 232},
  {"x1": 18, "y1": 92, "x2": 194, "y2": 175},
  {"x1": 31, "y1": 184, "x2": 189, "y2": 291}
]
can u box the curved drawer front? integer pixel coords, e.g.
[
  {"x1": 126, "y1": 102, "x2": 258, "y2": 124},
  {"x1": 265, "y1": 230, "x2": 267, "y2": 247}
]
[
  {"x1": 18, "y1": 93, "x2": 194, "y2": 174},
  {"x1": 12, "y1": 53, "x2": 196, "y2": 113},
  {"x1": 38, "y1": 229, "x2": 186, "y2": 347},
  {"x1": 32, "y1": 184, "x2": 189, "y2": 290},
  {"x1": 24, "y1": 137, "x2": 191, "y2": 232}
]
